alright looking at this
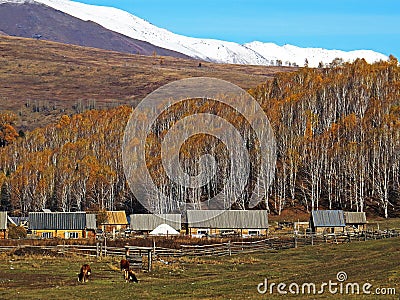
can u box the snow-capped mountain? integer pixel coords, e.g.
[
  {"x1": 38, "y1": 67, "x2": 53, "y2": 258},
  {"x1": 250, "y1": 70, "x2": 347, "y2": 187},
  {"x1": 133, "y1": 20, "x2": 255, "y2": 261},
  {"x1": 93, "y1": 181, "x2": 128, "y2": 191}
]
[
  {"x1": 0, "y1": 0, "x2": 389, "y2": 67},
  {"x1": 244, "y1": 42, "x2": 388, "y2": 68},
  {"x1": 0, "y1": 0, "x2": 190, "y2": 58}
]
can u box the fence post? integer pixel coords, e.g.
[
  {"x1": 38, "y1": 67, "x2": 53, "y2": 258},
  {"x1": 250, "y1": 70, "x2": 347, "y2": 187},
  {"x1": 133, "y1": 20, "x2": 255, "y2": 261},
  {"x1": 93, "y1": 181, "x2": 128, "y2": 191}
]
[
  {"x1": 227, "y1": 241, "x2": 231, "y2": 256},
  {"x1": 104, "y1": 236, "x2": 107, "y2": 256},
  {"x1": 294, "y1": 235, "x2": 298, "y2": 248},
  {"x1": 148, "y1": 249, "x2": 152, "y2": 272},
  {"x1": 96, "y1": 243, "x2": 99, "y2": 258},
  {"x1": 311, "y1": 234, "x2": 314, "y2": 246}
]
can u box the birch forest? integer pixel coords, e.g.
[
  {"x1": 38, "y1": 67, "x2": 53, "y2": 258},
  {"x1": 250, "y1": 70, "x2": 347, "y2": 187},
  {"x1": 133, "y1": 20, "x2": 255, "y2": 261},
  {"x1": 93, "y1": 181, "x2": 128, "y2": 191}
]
[{"x1": 0, "y1": 57, "x2": 399, "y2": 217}]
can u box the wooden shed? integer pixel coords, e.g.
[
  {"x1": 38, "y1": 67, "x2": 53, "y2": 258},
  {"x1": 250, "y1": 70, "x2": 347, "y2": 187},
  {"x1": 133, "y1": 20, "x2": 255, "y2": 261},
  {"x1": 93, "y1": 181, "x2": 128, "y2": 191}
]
[
  {"x1": 186, "y1": 210, "x2": 268, "y2": 237},
  {"x1": 129, "y1": 214, "x2": 181, "y2": 233},
  {"x1": 310, "y1": 210, "x2": 345, "y2": 234},
  {"x1": 85, "y1": 213, "x2": 97, "y2": 238},
  {"x1": 102, "y1": 211, "x2": 128, "y2": 233},
  {"x1": 344, "y1": 212, "x2": 367, "y2": 231},
  {"x1": 29, "y1": 212, "x2": 89, "y2": 239},
  {"x1": 0, "y1": 212, "x2": 7, "y2": 239}
]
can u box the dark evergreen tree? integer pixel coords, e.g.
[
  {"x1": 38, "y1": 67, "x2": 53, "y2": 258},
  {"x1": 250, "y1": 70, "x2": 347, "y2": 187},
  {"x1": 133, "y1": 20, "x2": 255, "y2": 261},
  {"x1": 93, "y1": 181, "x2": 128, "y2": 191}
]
[{"x1": 0, "y1": 182, "x2": 12, "y2": 212}]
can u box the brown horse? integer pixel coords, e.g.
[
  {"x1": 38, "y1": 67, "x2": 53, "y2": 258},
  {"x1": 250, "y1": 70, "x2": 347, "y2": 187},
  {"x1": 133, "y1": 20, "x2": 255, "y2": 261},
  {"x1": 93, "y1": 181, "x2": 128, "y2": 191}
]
[
  {"x1": 78, "y1": 264, "x2": 91, "y2": 283},
  {"x1": 120, "y1": 259, "x2": 130, "y2": 281},
  {"x1": 120, "y1": 259, "x2": 130, "y2": 272},
  {"x1": 120, "y1": 259, "x2": 138, "y2": 283}
]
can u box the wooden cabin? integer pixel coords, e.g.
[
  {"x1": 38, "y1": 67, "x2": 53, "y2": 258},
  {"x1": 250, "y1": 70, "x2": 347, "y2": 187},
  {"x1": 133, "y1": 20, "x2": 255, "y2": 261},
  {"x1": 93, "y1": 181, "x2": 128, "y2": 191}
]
[
  {"x1": 129, "y1": 214, "x2": 181, "y2": 234},
  {"x1": 28, "y1": 212, "x2": 91, "y2": 239},
  {"x1": 186, "y1": 210, "x2": 268, "y2": 237},
  {"x1": 344, "y1": 211, "x2": 367, "y2": 232},
  {"x1": 310, "y1": 210, "x2": 346, "y2": 234}
]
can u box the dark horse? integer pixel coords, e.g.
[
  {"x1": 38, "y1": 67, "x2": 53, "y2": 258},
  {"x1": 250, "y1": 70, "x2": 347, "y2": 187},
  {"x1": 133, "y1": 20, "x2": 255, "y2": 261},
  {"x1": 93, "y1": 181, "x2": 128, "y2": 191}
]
[
  {"x1": 126, "y1": 269, "x2": 138, "y2": 283},
  {"x1": 78, "y1": 264, "x2": 91, "y2": 283}
]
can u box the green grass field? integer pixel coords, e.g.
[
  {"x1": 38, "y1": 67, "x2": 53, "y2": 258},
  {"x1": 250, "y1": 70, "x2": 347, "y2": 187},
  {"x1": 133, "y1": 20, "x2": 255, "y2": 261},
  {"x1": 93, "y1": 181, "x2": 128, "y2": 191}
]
[{"x1": 0, "y1": 237, "x2": 399, "y2": 299}]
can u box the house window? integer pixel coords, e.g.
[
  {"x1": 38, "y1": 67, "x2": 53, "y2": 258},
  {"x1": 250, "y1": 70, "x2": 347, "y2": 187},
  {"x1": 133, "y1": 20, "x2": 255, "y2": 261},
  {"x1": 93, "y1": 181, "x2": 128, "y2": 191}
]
[
  {"x1": 248, "y1": 230, "x2": 260, "y2": 236},
  {"x1": 220, "y1": 230, "x2": 235, "y2": 236},
  {"x1": 65, "y1": 232, "x2": 79, "y2": 239},
  {"x1": 41, "y1": 232, "x2": 53, "y2": 238},
  {"x1": 197, "y1": 230, "x2": 209, "y2": 235},
  {"x1": 70, "y1": 232, "x2": 79, "y2": 239}
]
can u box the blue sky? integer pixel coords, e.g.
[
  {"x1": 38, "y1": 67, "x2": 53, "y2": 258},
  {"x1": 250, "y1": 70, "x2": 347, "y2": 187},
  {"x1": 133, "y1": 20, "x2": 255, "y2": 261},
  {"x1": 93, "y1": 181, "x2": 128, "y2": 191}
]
[{"x1": 79, "y1": 0, "x2": 400, "y2": 58}]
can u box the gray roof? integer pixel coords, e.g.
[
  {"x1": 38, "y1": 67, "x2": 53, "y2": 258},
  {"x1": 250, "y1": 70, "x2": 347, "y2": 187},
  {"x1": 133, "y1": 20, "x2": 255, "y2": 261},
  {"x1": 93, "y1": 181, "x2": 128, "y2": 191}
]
[
  {"x1": 130, "y1": 214, "x2": 181, "y2": 231},
  {"x1": 86, "y1": 214, "x2": 97, "y2": 230},
  {"x1": 29, "y1": 212, "x2": 87, "y2": 230},
  {"x1": 8, "y1": 216, "x2": 29, "y2": 226},
  {"x1": 186, "y1": 210, "x2": 268, "y2": 229},
  {"x1": 344, "y1": 212, "x2": 367, "y2": 224},
  {"x1": 0, "y1": 212, "x2": 7, "y2": 230},
  {"x1": 311, "y1": 210, "x2": 345, "y2": 227}
]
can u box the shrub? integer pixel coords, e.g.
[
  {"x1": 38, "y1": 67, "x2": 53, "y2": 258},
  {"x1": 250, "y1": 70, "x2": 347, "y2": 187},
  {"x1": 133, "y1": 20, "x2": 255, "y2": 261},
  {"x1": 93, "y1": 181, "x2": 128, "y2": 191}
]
[{"x1": 8, "y1": 224, "x2": 27, "y2": 239}]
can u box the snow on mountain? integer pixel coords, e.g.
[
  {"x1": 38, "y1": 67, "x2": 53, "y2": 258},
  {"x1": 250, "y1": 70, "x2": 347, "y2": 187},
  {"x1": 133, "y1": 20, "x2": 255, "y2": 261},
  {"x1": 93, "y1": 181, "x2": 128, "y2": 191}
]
[
  {"x1": 245, "y1": 41, "x2": 388, "y2": 67},
  {"x1": 1, "y1": 0, "x2": 389, "y2": 67}
]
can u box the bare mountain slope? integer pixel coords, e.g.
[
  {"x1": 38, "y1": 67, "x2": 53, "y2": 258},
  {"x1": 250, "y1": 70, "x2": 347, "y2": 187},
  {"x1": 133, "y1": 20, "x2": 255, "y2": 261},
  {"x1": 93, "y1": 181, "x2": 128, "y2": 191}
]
[
  {"x1": 0, "y1": 35, "x2": 292, "y2": 130},
  {"x1": 0, "y1": 1, "x2": 190, "y2": 58}
]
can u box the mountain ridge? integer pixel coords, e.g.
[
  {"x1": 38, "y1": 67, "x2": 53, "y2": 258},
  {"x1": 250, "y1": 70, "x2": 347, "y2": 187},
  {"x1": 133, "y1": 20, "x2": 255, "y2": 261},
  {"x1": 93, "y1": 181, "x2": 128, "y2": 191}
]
[
  {"x1": 0, "y1": 0, "x2": 390, "y2": 67},
  {"x1": 0, "y1": 1, "x2": 191, "y2": 58}
]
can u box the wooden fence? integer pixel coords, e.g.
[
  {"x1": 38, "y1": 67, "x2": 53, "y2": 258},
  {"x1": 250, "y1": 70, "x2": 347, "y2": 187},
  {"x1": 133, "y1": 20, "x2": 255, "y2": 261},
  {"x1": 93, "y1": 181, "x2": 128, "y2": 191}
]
[{"x1": 1, "y1": 230, "x2": 399, "y2": 264}]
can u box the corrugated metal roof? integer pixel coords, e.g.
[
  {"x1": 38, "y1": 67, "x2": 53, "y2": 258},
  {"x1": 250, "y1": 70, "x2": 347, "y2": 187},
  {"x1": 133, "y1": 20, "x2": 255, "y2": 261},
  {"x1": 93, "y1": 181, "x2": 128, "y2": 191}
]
[
  {"x1": 86, "y1": 214, "x2": 97, "y2": 230},
  {"x1": 130, "y1": 214, "x2": 181, "y2": 231},
  {"x1": 344, "y1": 212, "x2": 367, "y2": 224},
  {"x1": 29, "y1": 212, "x2": 87, "y2": 230},
  {"x1": 311, "y1": 210, "x2": 345, "y2": 227},
  {"x1": 105, "y1": 211, "x2": 128, "y2": 225},
  {"x1": 0, "y1": 212, "x2": 7, "y2": 230},
  {"x1": 186, "y1": 210, "x2": 268, "y2": 229}
]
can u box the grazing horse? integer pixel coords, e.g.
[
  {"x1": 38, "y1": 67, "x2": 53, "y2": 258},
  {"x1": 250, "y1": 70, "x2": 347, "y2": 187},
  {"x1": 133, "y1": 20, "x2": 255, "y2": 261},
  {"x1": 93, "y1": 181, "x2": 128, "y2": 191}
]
[
  {"x1": 78, "y1": 264, "x2": 91, "y2": 283},
  {"x1": 126, "y1": 269, "x2": 138, "y2": 283},
  {"x1": 120, "y1": 259, "x2": 130, "y2": 279},
  {"x1": 120, "y1": 259, "x2": 138, "y2": 283}
]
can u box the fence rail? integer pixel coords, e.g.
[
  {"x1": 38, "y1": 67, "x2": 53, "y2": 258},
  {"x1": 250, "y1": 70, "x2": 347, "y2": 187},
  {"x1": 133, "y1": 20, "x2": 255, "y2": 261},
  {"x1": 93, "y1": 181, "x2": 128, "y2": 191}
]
[{"x1": 1, "y1": 230, "x2": 399, "y2": 262}]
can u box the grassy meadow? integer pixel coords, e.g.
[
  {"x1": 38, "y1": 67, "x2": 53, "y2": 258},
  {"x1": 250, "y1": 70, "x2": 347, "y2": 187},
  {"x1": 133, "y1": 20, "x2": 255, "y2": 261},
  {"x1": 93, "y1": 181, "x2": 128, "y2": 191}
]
[{"x1": 0, "y1": 237, "x2": 398, "y2": 299}]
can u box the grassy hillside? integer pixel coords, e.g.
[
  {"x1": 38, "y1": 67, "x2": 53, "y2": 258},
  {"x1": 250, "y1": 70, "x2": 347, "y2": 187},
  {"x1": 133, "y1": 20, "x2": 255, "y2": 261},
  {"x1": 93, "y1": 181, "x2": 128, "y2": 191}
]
[
  {"x1": 0, "y1": 35, "x2": 292, "y2": 131},
  {"x1": 0, "y1": 238, "x2": 398, "y2": 299}
]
